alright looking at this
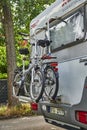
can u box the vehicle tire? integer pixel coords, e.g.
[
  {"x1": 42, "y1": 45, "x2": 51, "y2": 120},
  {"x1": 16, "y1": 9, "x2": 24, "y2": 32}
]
[
  {"x1": 30, "y1": 68, "x2": 44, "y2": 103},
  {"x1": 44, "y1": 66, "x2": 59, "y2": 100}
]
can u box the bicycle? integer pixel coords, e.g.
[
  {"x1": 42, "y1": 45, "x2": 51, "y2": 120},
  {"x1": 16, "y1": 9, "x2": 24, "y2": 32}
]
[
  {"x1": 31, "y1": 39, "x2": 59, "y2": 101},
  {"x1": 13, "y1": 32, "x2": 45, "y2": 103},
  {"x1": 13, "y1": 26, "x2": 59, "y2": 103},
  {"x1": 13, "y1": 47, "x2": 30, "y2": 96}
]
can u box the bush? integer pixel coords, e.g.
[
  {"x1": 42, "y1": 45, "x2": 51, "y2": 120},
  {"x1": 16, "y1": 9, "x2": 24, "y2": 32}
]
[
  {"x1": 0, "y1": 46, "x2": 7, "y2": 73},
  {"x1": 0, "y1": 43, "x2": 30, "y2": 79},
  {"x1": 0, "y1": 103, "x2": 32, "y2": 118},
  {"x1": 0, "y1": 73, "x2": 7, "y2": 79}
]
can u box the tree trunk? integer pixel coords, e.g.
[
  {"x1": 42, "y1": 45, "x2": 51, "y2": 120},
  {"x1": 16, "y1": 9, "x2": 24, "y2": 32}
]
[{"x1": 2, "y1": 1, "x2": 16, "y2": 107}]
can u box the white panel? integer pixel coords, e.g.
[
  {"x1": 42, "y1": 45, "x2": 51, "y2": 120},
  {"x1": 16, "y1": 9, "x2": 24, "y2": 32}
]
[{"x1": 58, "y1": 58, "x2": 87, "y2": 105}]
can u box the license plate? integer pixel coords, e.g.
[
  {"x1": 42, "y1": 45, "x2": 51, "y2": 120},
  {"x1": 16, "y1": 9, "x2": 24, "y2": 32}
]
[{"x1": 50, "y1": 107, "x2": 64, "y2": 116}]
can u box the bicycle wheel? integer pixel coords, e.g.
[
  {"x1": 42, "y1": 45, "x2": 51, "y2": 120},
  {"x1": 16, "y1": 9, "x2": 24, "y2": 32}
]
[
  {"x1": 44, "y1": 66, "x2": 59, "y2": 100},
  {"x1": 23, "y1": 72, "x2": 31, "y2": 96},
  {"x1": 13, "y1": 68, "x2": 23, "y2": 96},
  {"x1": 13, "y1": 68, "x2": 31, "y2": 96},
  {"x1": 30, "y1": 68, "x2": 44, "y2": 103}
]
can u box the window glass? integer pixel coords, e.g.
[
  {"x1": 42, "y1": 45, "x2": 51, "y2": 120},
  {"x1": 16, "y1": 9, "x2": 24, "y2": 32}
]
[{"x1": 50, "y1": 9, "x2": 84, "y2": 50}]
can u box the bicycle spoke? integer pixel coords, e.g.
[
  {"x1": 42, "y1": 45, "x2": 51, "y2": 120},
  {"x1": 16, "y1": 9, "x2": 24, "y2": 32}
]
[
  {"x1": 44, "y1": 66, "x2": 58, "y2": 100},
  {"x1": 30, "y1": 69, "x2": 44, "y2": 102}
]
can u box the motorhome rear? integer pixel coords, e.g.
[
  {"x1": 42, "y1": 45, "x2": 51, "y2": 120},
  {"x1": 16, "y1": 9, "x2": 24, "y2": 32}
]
[{"x1": 30, "y1": 0, "x2": 87, "y2": 129}]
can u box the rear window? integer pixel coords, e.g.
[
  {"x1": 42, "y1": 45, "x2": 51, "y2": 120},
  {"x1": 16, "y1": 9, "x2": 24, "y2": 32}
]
[{"x1": 50, "y1": 7, "x2": 84, "y2": 51}]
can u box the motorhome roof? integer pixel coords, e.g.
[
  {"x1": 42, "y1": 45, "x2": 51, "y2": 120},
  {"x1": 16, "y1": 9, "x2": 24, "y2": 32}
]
[{"x1": 30, "y1": 0, "x2": 87, "y2": 35}]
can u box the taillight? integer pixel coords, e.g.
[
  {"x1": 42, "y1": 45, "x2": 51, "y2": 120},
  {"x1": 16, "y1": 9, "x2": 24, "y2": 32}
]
[
  {"x1": 50, "y1": 62, "x2": 58, "y2": 72},
  {"x1": 31, "y1": 103, "x2": 38, "y2": 111},
  {"x1": 75, "y1": 111, "x2": 87, "y2": 124}
]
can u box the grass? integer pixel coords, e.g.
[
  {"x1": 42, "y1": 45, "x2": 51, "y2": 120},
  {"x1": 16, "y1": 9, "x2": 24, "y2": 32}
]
[{"x1": 0, "y1": 103, "x2": 33, "y2": 119}]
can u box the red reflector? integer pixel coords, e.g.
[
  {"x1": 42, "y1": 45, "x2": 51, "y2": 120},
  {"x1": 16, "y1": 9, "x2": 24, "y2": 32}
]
[
  {"x1": 50, "y1": 62, "x2": 58, "y2": 67},
  {"x1": 31, "y1": 103, "x2": 38, "y2": 111},
  {"x1": 76, "y1": 111, "x2": 87, "y2": 124},
  {"x1": 54, "y1": 67, "x2": 58, "y2": 72}
]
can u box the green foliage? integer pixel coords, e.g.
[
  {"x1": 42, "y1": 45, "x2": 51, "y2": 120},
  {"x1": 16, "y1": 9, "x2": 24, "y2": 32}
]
[
  {"x1": 0, "y1": 42, "x2": 30, "y2": 77},
  {"x1": 0, "y1": 73, "x2": 7, "y2": 79},
  {"x1": 0, "y1": 27, "x2": 5, "y2": 46},
  {"x1": 11, "y1": 0, "x2": 55, "y2": 32},
  {"x1": 0, "y1": 0, "x2": 55, "y2": 78},
  {"x1": 0, "y1": 46, "x2": 7, "y2": 73}
]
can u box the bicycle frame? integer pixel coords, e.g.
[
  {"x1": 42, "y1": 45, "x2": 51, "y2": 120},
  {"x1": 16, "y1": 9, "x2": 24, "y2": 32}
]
[{"x1": 20, "y1": 60, "x2": 38, "y2": 88}]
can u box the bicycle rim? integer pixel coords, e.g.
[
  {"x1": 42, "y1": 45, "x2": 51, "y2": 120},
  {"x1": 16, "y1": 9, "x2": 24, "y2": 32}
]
[
  {"x1": 13, "y1": 71, "x2": 22, "y2": 96},
  {"x1": 45, "y1": 66, "x2": 58, "y2": 100},
  {"x1": 30, "y1": 69, "x2": 44, "y2": 103},
  {"x1": 24, "y1": 72, "x2": 31, "y2": 96}
]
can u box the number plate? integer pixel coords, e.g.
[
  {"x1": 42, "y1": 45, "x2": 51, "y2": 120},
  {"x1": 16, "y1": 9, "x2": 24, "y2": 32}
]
[{"x1": 50, "y1": 107, "x2": 64, "y2": 116}]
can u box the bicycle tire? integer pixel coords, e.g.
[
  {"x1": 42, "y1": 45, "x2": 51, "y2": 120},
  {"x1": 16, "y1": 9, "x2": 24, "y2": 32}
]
[
  {"x1": 30, "y1": 68, "x2": 44, "y2": 103},
  {"x1": 13, "y1": 68, "x2": 23, "y2": 96},
  {"x1": 44, "y1": 65, "x2": 59, "y2": 100},
  {"x1": 13, "y1": 68, "x2": 27, "y2": 96},
  {"x1": 23, "y1": 72, "x2": 31, "y2": 96}
]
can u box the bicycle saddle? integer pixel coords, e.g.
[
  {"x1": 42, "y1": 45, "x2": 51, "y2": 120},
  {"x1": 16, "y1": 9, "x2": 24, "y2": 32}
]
[
  {"x1": 37, "y1": 39, "x2": 50, "y2": 47},
  {"x1": 19, "y1": 48, "x2": 29, "y2": 55}
]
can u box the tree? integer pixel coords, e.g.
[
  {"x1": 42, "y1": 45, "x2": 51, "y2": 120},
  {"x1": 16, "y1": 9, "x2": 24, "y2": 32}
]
[
  {"x1": 0, "y1": 0, "x2": 55, "y2": 106},
  {"x1": 1, "y1": 0, "x2": 16, "y2": 107},
  {"x1": 11, "y1": 0, "x2": 55, "y2": 33}
]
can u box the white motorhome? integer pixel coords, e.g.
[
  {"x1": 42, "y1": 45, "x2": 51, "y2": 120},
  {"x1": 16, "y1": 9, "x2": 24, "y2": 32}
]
[{"x1": 30, "y1": 0, "x2": 87, "y2": 129}]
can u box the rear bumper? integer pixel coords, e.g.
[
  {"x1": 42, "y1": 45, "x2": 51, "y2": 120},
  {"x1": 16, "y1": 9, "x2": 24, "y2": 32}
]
[
  {"x1": 40, "y1": 101, "x2": 87, "y2": 129},
  {"x1": 44, "y1": 117, "x2": 80, "y2": 129}
]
